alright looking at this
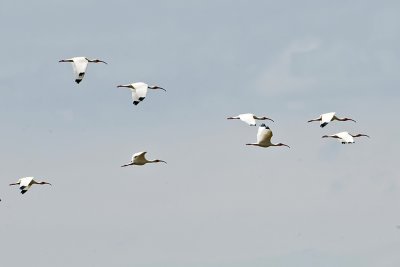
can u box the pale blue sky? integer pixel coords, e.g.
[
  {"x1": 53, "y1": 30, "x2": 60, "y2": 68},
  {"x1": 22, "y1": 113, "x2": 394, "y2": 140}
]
[{"x1": 1, "y1": 1, "x2": 400, "y2": 266}]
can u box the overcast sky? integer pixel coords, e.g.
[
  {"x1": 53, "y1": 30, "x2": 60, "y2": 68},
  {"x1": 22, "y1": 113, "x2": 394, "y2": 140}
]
[{"x1": 1, "y1": 1, "x2": 400, "y2": 266}]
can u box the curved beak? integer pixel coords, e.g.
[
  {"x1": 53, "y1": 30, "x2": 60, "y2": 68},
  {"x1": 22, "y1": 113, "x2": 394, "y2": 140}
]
[
  {"x1": 100, "y1": 60, "x2": 108, "y2": 64},
  {"x1": 267, "y1": 118, "x2": 274, "y2": 122},
  {"x1": 159, "y1": 87, "x2": 166, "y2": 92}
]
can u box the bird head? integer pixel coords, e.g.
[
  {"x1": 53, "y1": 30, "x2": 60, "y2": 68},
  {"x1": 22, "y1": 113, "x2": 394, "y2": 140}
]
[
  {"x1": 260, "y1": 116, "x2": 274, "y2": 122},
  {"x1": 87, "y1": 58, "x2": 108, "y2": 64},
  {"x1": 277, "y1": 143, "x2": 290, "y2": 148},
  {"x1": 149, "y1": 85, "x2": 166, "y2": 92}
]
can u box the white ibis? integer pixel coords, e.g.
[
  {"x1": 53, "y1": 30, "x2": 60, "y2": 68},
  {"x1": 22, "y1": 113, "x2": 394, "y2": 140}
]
[
  {"x1": 117, "y1": 82, "x2": 166, "y2": 105},
  {"x1": 227, "y1": 113, "x2": 274, "y2": 126},
  {"x1": 121, "y1": 151, "x2": 167, "y2": 167},
  {"x1": 9, "y1": 177, "x2": 52, "y2": 194},
  {"x1": 308, "y1": 112, "x2": 356, "y2": 128},
  {"x1": 59, "y1": 57, "x2": 107, "y2": 84},
  {"x1": 246, "y1": 124, "x2": 290, "y2": 148},
  {"x1": 322, "y1": 132, "x2": 370, "y2": 144}
]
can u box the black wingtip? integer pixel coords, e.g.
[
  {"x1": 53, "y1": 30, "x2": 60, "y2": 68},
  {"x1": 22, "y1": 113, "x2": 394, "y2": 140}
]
[
  {"x1": 21, "y1": 190, "x2": 27, "y2": 194},
  {"x1": 75, "y1": 79, "x2": 82, "y2": 84},
  {"x1": 133, "y1": 101, "x2": 140, "y2": 105},
  {"x1": 138, "y1": 97, "x2": 145, "y2": 101},
  {"x1": 320, "y1": 122, "x2": 328, "y2": 128}
]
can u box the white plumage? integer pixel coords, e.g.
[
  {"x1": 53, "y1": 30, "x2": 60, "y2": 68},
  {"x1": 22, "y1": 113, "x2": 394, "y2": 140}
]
[
  {"x1": 322, "y1": 132, "x2": 370, "y2": 144},
  {"x1": 227, "y1": 113, "x2": 274, "y2": 126},
  {"x1": 121, "y1": 151, "x2": 167, "y2": 167},
  {"x1": 117, "y1": 82, "x2": 166, "y2": 105},
  {"x1": 132, "y1": 83, "x2": 148, "y2": 105},
  {"x1": 9, "y1": 177, "x2": 52, "y2": 194},
  {"x1": 246, "y1": 124, "x2": 290, "y2": 148},
  {"x1": 59, "y1": 56, "x2": 107, "y2": 84},
  {"x1": 308, "y1": 112, "x2": 356, "y2": 128}
]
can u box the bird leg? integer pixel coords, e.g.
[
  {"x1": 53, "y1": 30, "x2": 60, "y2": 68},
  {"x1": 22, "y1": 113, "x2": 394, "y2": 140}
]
[
  {"x1": 307, "y1": 118, "x2": 321, "y2": 123},
  {"x1": 121, "y1": 163, "x2": 134, "y2": 167}
]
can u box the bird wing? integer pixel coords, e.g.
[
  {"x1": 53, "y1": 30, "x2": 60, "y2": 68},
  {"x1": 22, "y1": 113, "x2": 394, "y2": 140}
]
[
  {"x1": 321, "y1": 112, "x2": 335, "y2": 124},
  {"x1": 131, "y1": 84, "x2": 148, "y2": 103},
  {"x1": 131, "y1": 89, "x2": 139, "y2": 102},
  {"x1": 257, "y1": 127, "x2": 272, "y2": 146},
  {"x1": 72, "y1": 57, "x2": 88, "y2": 78},
  {"x1": 240, "y1": 114, "x2": 256, "y2": 125},
  {"x1": 135, "y1": 83, "x2": 148, "y2": 98},
  {"x1": 132, "y1": 151, "x2": 147, "y2": 162},
  {"x1": 19, "y1": 177, "x2": 33, "y2": 189},
  {"x1": 336, "y1": 132, "x2": 354, "y2": 143}
]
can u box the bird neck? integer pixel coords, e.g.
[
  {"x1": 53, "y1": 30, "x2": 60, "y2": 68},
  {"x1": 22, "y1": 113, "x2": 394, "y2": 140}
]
[{"x1": 246, "y1": 143, "x2": 261, "y2": 147}]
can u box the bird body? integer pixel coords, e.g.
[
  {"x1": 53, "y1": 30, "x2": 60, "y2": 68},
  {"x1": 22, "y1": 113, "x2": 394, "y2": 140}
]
[
  {"x1": 227, "y1": 113, "x2": 274, "y2": 126},
  {"x1": 121, "y1": 151, "x2": 167, "y2": 167},
  {"x1": 322, "y1": 131, "x2": 370, "y2": 144},
  {"x1": 246, "y1": 124, "x2": 290, "y2": 148},
  {"x1": 308, "y1": 112, "x2": 356, "y2": 128},
  {"x1": 117, "y1": 82, "x2": 166, "y2": 105},
  {"x1": 59, "y1": 56, "x2": 107, "y2": 84},
  {"x1": 9, "y1": 177, "x2": 52, "y2": 194}
]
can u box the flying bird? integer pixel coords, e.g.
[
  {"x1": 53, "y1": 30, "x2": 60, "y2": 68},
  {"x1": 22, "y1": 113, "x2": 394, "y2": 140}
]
[
  {"x1": 246, "y1": 124, "x2": 290, "y2": 148},
  {"x1": 308, "y1": 112, "x2": 356, "y2": 128},
  {"x1": 322, "y1": 132, "x2": 370, "y2": 144},
  {"x1": 9, "y1": 177, "x2": 52, "y2": 194},
  {"x1": 117, "y1": 82, "x2": 166, "y2": 105},
  {"x1": 59, "y1": 56, "x2": 107, "y2": 84},
  {"x1": 121, "y1": 151, "x2": 167, "y2": 167},
  {"x1": 227, "y1": 113, "x2": 274, "y2": 126}
]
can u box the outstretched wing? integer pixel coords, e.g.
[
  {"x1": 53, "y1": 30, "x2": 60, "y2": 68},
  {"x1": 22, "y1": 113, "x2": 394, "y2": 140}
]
[
  {"x1": 72, "y1": 57, "x2": 89, "y2": 83},
  {"x1": 257, "y1": 127, "x2": 272, "y2": 146},
  {"x1": 320, "y1": 112, "x2": 335, "y2": 127},
  {"x1": 19, "y1": 177, "x2": 33, "y2": 190},
  {"x1": 132, "y1": 151, "x2": 147, "y2": 162},
  {"x1": 336, "y1": 132, "x2": 354, "y2": 143},
  {"x1": 131, "y1": 84, "x2": 148, "y2": 105},
  {"x1": 240, "y1": 113, "x2": 256, "y2": 126}
]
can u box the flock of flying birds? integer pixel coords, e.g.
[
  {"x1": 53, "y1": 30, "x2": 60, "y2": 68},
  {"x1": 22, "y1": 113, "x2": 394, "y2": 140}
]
[{"x1": 4, "y1": 56, "x2": 370, "y2": 197}]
